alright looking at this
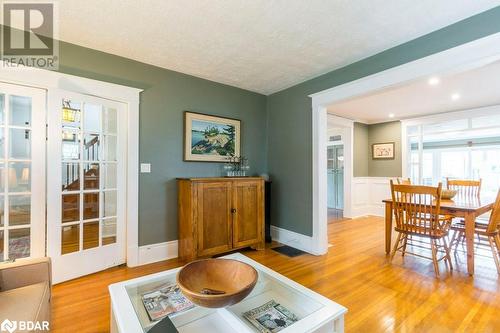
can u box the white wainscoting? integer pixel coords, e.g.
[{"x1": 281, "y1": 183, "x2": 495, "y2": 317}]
[
  {"x1": 350, "y1": 177, "x2": 395, "y2": 218},
  {"x1": 138, "y1": 240, "x2": 179, "y2": 265}
]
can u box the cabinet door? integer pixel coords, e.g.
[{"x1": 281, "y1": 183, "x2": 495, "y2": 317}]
[
  {"x1": 196, "y1": 182, "x2": 232, "y2": 256},
  {"x1": 232, "y1": 181, "x2": 263, "y2": 248}
]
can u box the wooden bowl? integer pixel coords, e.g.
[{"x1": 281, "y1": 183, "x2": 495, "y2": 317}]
[
  {"x1": 441, "y1": 189, "x2": 457, "y2": 200},
  {"x1": 176, "y1": 258, "x2": 258, "y2": 308}
]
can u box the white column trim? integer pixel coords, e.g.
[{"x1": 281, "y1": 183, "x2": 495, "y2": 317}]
[{"x1": 311, "y1": 104, "x2": 328, "y2": 255}]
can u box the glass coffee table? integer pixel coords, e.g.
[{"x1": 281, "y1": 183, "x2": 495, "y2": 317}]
[{"x1": 109, "y1": 253, "x2": 347, "y2": 333}]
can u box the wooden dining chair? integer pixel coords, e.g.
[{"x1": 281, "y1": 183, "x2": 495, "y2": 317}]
[
  {"x1": 390, "y1": 181, "x2": 453, "y2": 277},
  {"x1": 446, "y1": 178, "x2": 481, "y2": 197},
  {"x1": 449, "y1": 190, "x2": 500, "y2": 274},
  {"x1": 447, "y1": 178, "x2": 486, "y2": 230},
  {"x1": 396, "y1": 178, "x2": 412, "y2": 185}
]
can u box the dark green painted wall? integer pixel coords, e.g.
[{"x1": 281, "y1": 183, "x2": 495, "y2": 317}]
[
  {"x1": 57, "y1": 42, "x2": 267, "y2": 246},
  {"x1": 267, "y1": 7, "x2": 500, "y2": 236}
]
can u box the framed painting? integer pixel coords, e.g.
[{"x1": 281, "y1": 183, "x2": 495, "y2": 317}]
[
  {"x1": 184, "y1": 111, "x2": 241, "y2": 162},
  {"x1": 372, "y1": 142, "x2": 395, "y2": 160}
]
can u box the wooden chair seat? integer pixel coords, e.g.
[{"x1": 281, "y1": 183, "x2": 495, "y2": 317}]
[
  {"x1": 457, "y1": 217, "x2": 489, "y2": 226},
  {"x1": 450, "y1": 222, "x2": 498, "y2": 237},
  {"x1": 395, "y1": 226, "x2": 448, "y2": 239}
]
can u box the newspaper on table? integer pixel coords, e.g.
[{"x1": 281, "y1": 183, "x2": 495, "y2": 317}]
[
  {"x1": 141, "y1": 283, "x2": 194, "y2": 321},
  {"x1": 243, "y1": 300, "x2": 299, "y2": 333}
]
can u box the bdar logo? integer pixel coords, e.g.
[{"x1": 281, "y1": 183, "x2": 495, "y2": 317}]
[{"x1": 0, "y1": 319, "x2": 17, "y2": 333}]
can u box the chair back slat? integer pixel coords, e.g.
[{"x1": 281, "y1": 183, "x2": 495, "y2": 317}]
[
  {"x1": 486, "y1": 190, "x2": 500, "y2": 234},
  {"x1": 397, "y1": 178, "x2": 412, "y2": 185},
  {"x1": 390, "y1": 181, "x2": 444, "y2": 237},
  {"x1": 446, "y1": 178, "x2": 481, "y2": 197}
]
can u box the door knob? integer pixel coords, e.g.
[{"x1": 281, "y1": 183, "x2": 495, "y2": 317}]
[{"x1": 231, "y1": 208, "x2": 236, "y2": 214}]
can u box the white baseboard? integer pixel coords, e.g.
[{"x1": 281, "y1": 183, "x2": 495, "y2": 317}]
[
  {"x1": 270, "y1": 225, "x2": 315, "y2": 254},
  {"x1": 138, "y1": 240, "x2": 178, "y2": 265},
  {"x1": 135, "y1": 226, "x2": 318, "y2": 265}
]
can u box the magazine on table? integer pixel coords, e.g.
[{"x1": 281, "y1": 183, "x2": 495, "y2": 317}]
[
  {"x1": 141, "y1": 283, "x2": 194, "y2": 321},
  {"x1": 243, "y1": 300, "x2": 299, "y2": 333}
]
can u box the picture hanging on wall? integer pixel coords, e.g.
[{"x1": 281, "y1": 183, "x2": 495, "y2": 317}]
[
  {"x1": 372, "y1": 142, "x2": 395, "y2": 160},
  {"x1": 184, "y1": 111, "x2": 241, "y2": 162}
]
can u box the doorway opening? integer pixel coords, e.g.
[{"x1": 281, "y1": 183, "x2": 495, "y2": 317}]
[
  {"x1": 327, "y1": 122, "x2": 345, "y2": 223},
  {"x1": 310, "y1": 32, "x2": 500, "y2": 255}
]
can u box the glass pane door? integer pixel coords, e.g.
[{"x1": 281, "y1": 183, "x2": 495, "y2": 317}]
[
  {"x1": 59, "y1": 101, "x2": 118, "y2": 254},
  {"x1": 0, "y1": 83, "x2": 45, "y2": 262},
  {"x1": 327, "y1": 146, "x2": 335, "y2": 208},
  {"x1": 47, "y1": 90, "x2": 125, "y2": 283},
  {"x1": 334, "y1": 146, "x2": 344, "y2": 210}
]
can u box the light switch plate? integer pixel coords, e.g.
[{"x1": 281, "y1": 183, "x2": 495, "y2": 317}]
[{"x1": 140, "y1": 163, "x2": 151, "y2": 173}]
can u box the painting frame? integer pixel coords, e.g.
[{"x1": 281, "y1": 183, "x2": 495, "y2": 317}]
[
  {"x1": 183, "y1": 111, "x2": 241, "y2": 162},
  {"x1": 372, "y1": 142, "x2": 395, "y2": 160}
]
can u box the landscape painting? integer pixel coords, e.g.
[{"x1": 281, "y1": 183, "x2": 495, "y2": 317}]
[{"x1": 184, "y1": 111, "x2": 241, "y2": 162}]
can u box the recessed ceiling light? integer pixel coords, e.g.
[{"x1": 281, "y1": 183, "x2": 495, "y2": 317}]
[
  {"x1": 428, "y1": 77, "x2": 440, "y2": 86},
  {"x1": 388, "y1": 113, "x2": 395, "y2": 118},
  {"x1": 451, "y1": 93, "x2": 461, "y2": 101}
]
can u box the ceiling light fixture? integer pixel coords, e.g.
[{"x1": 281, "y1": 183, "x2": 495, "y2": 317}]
[
  {"x1": 451, "y1": 93, "x2": 461, "y2": 101},
  {"x1": 428, "y1": 77, "x2": 440, "y2": 86},
  {"x1": 388, "y1": 113, "x2": 395, "y2": 118}
]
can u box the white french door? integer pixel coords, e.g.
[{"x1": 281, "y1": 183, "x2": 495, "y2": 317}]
[
  {"x1": 47, "y1": 90, "x2": 127, "y2": 283},
  {"x1": 0, "y1": 82, "x2": 45, "y2": 262}
]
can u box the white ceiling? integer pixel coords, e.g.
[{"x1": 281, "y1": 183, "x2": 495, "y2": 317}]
[
  {"x1": 327, "y1": 59, "x2": 500, "y2": 124},
  {"x1": 58, "y1": 1, "x2": 500, "y2": 95}
]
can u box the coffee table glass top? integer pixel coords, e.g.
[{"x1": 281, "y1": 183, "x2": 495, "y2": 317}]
[{"x1": 110, "y1": 253, "x2": 346, "y2": 333}]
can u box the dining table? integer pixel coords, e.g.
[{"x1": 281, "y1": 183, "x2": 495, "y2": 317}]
[{"x1": 383, "y1": 195, "x2": 495, "y2": 275}]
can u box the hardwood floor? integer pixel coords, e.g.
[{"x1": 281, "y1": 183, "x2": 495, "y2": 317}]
[
  {"x1": 52, "y1": 216, "x2": 500, "y2": 332},
  {"x1": 328, "y1": 208, "x2": 350, "y2": 223}
]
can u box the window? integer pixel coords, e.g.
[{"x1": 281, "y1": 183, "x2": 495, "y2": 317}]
[{"x1": 404, "y1": 110, "x2": 500, "y2": 198}]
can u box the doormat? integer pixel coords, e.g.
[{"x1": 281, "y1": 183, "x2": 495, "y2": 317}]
[{"x1": 272, "y1": 245, "x2": 306, "y2": 257}]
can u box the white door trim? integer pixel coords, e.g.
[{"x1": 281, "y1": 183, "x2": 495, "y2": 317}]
[
  {"x1": 0, "y1": 66, "x2": 142, "y2": 267},
  {"x1": 312, "y1": 113, "x2": 353, "y2": 255},
  {"x1": 0, "y1": 82, "x2": 46, "y2": 261},
  {"x1": 310, "y1": 32, "x2": 500, "y2": 255}
]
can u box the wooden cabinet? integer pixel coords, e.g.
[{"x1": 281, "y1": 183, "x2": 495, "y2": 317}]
[
  {"x1": 178, "y1": 177, "x2": 264, "y2": 261},
  {"x1": 196, "y1": 181, "x2": 232, "y2": 257}
]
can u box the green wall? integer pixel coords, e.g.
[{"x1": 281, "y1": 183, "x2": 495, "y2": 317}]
[
  {"x1": 367, "y1": 121, "x2": 402, "y2": 177},
  {"x1": 353, "y1": 123, "x2": 368, "y2": 177},
  {"x1": 267, "y1": 6, "x2": 500, "y2": 236},
  {"x1": 57, "y1": 41, "x2": 267, "y2": 246},
  {"x1": 353, "y1": 121, "x2": 403, "y2": 178}
]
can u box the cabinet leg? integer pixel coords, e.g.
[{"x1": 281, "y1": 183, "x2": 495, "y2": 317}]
[{"x1": 251, "y1": 241, "x2": 265, "y2": 251}]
